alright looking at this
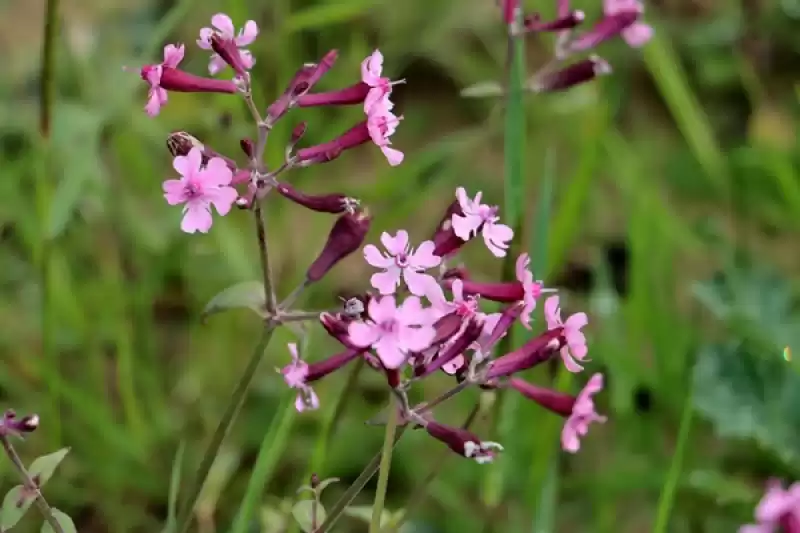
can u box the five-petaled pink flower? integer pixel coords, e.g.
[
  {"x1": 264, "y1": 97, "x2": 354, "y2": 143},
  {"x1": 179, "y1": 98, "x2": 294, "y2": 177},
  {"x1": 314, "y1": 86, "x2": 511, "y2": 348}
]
[
  {"x1": 544, "y1": 295, "x2": 588, "y2": 372},
  {"x1": 348, "y1": 296, "x2": 436, "y2": 369},
  {"x1": 281, "y1": 343, "x2": 320, "y2": 412},
  {"x1": 451, "y1": 187, "x2": 514, "y2": 257},
  {"x1": 142, "y1": 44, "x2": 184, "y2": 117},
  {"x1": 162, "y1": 147, "x2": 239, "y2": 233},
  {"x1": 197, "y1": 13, "x2": 258, "y2": 75},
  {"x1": 367, "y1": 97, "x2": 404, "y2": 166},
  {"x1": 740, "y1": 479, "x2": 800, "y2": 533},
  {"x1": 561, "y1": 373, "x2": 606, "y2": 453},
  {"x1": 604, "y1": 0, "x2": 653, "y2": 47},
  {"x1": 364, "y1": 230, "x2": 441, "y2": 296},
  {"x1": 361, "y1": 50, "x2": 402, "y2": 114},
  {"x1": 516, "y1": 253, "x2": 554, "y2": 328}
]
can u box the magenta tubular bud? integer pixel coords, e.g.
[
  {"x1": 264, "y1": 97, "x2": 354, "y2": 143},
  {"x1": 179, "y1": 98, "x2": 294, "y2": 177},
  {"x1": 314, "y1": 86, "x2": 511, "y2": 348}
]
[
  {"x1": 486, "y1": 328, "x2": 563, "y2": 379},
  {"x1": 481, "y1": 302, "x2": 524, "y2": 351},
  {"x1": 524, "y1": 11, "x2": 584, "y2": 32},
  {"x1": 305, "y1": 348, "x2": 365, "y2": 382},
  {"x1": 304, "y1": 49, "x2": 339, "y2": 90},
  {"x1": 385, "y1": 368, "x2": 402, "y2": 388},
  {"x1": 417, "y1": 319, "x2": 483, "y2": 378},
  {"x1": 210, "y1": 34, "x2": 248, "y2": 77},
  {"x1": 240, "y1": 138, "x2": 255, "y2": 159},
  {"x1": 431, "y1": 313, "x2": 464, "y2": 346},
  {"x1": 155, "y1": 68, "x2": 238, "y2": 94},
  {"x1": 320, "y1": 312, "x2": 360, "y2": 349},
  {"x1": 307, "y1": 210, "x2": 372, "y2": 283},
  {"x1": 424, "y1": 421, "x2": 502, "y2": 463},
  {"x1": 533, "y1": 56, "x2": 611, "y2": 93},
  {"x1": 276, "y1": 182, "x2": 353, "y2": 214},
  {"x1": 295, "y1": 121, "x2": 371, "y2": 166},
  {"x1": 0, "y1": 409, "x2": 39, "y2": 437},
  {"x1": 166, "y1": 131, "x2": 238, "y2": 171},
  {"x1": 266, "y1": 50, "x2": 339, "y2": 123},
  {"x1": 291, "y1": 122, "x2": 308, "y2": 145},
  {"x1": 431, "y1": 200, "x2": 467, "y2": 257},
  {"x1": 457, "y1": 280, "x2": 524, "y2": 302},
  {"x1": 569, "y1": 11, "x2": 639, "y2": 51},
  {"x1": 296, "y1": 82, "x2": 371, "y2": 108},
  {"x1": 508, "y1": 377, "x2": 575, "y2": 416}
]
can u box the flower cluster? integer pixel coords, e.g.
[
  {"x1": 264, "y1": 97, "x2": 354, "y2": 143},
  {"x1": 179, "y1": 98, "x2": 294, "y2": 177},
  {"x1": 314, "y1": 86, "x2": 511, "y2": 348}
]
[
  {"x1": 496, "y1": 0, "x2": 653, "y2": 93},
  {"x1": 132, "y1": 7, "x2": 616, "y2": 465},
  {"x1": 742, "y1": 480, "x2": 800, "y2": 533}
]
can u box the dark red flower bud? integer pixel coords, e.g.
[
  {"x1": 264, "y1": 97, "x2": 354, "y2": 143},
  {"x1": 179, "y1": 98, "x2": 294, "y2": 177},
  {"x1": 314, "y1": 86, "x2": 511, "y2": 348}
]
[
  {"x1": 424, "y1": 420, "x2": 502, "y2": 463},
  {"x1": 307, "y1": 209, "x2": 372, "y2": 282},
  {"x1": 276, "y1": 182, "x2": 357, "y2": 214},
  {"x1": 295, "y1": 121, "x2": 370, "y2": 166},
  {"x1": 296, "y1": 82, "x2": 371, "y2": 108},
  {"x1": 570, "y1": 11, "x2": 639, "y2": 51},
  {"x1": 266, "y1": 50, "x2": 339, "y2": 123},
  {"x1": 416, "y1": 318, "x2": 483, "y2": 378},
  {"x1": 150, "y1": 67, "x2": 238, "y2": 94},
  {"x1": 0, "y1": 409, "x2": 39, "y2": 437},
  {"x1": 481, "y1": 302, "x2": 524, "y2": 351},
  {"x1": 240, "y1": 138, "x2": 255, "y2": 159},
  {"x1": 430, "y1": 312, "x2": 464, "y2": 346},
  {"x1": 486, "y1": 327, "x2": 563, "y2": 379},
  {"x1": 532, "y1": 56, "x2": 611, "y2": 93},
  {"x1": 508, "y1": 378, "x2": 575, "y2": 416},
  {"x1": 431, "y1": 200, "x2": 468, "y2": 257},
  {"x1": 210, "y1": 34, "x2": 248, "y2": 77},
  {"x1": 306, "y1": 348, "x2": 365, "y2": 382}
]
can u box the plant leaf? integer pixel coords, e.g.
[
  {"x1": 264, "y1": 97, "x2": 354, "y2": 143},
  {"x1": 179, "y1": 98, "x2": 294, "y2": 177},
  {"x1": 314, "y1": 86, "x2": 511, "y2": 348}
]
[
  {"x1": 201, "y1": 281, "x2": 267, "y2": 321},
  {"x1": 40, "y1": 508, "x2": 77, "y2": 533},
  {"x1": 460, "y1": 81, "x2": 503, "y2": 98},
  {"x1": 28, "y1": 448, "x2": 70, "y2": 486},
  {"x1": 291, "y1": 500, "x2": 326, "y2": 533},
  {"x1": 693, "y1": 342, "x2": 800, "y2": 468},
  {"x1": 1, "y1": 486, "x2": 32, "y2": 529}
]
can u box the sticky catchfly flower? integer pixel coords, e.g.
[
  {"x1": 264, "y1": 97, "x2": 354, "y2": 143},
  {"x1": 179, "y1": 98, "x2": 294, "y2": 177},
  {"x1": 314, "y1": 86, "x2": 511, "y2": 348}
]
[
  {"x1": 162, "y1": 147, "x2": 238, "y2": 233},
  {"x1": 281, "y1": 343, "x2": 320, "y2": 412},
  {"x1": 0, "y1": 409, "x2": 39, "y2": 438},
  {"x1": 451, "y1": 187, "x2": 513, "y2": 257},
  {"x1": 364, "y1": 230, "x2": 441, "y2": 296},
  {"x1": 367, "y1": 97, "x2": 404, "y2": 166},
  {"x1": 544, "y1": 295, "x2": 588, "y2": 372},
  {"x1": 740, "y1": 480, "x2": 800, "y2": 533},
  {"x1": 360, "y1": 50, "x2": 403, "y2": 113},
  {"x1": 197, "y1": 13, "x2": 258, "y2": 75},
  {"x1": 348, "y1": 296, "x2": 436, "y2": 369}
]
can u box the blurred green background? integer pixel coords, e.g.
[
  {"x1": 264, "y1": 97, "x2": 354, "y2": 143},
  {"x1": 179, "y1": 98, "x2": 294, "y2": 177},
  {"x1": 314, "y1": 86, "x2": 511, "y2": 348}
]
[{"x1": 1, "y1": 0, "x2": 800, "y2": 531}]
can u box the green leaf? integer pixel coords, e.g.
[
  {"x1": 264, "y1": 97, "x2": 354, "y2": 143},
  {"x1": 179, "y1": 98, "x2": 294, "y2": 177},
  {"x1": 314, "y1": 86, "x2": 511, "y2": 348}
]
[
  {"x1": 28, "y1": 448, "x2": 70, "y2": 486},
  {"x1": 40, "y1": 508, "x2": 77, "y2": 533},
  {"x1": 163, "y1": 441, "x2": 186, "y2": 533},
  {"x1": 201, "y1": 281, "x2": 267, "y2": 321},
  {"x1": 1, "y1": 486, "x2": 32, "y2": 529},
  {"x1": 693, "y1": 342, "x2": 800, "y2": 467},
  {"x1": 291, "y1": 500, "x2": 326, "y2": 533}
]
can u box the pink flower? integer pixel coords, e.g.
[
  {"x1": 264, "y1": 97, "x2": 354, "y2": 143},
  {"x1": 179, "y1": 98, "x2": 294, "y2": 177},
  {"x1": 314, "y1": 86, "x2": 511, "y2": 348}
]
[
  {"x1": 141, "y1": 44, "x2": 184, "y2": 117},
  {"x1": 604, "y1": 0, "x2": 653, "y2": 47},
  {"x1": 360, "y1": 50, "x2": 402, "y2": 113},
  {"x1": 543, "y1": 295, "x2": 588, "y2": 372},
  {"x1": 740, "y1": 480, "x2": 800, "y2": 533},
  {"x1": 516, "y1": 253, "x2": 553, "y2": 327},
  {"x1": 162, "y1": 147, "x2": 238, "y2": 233},
  {"x1": 197, "y1": 13, "x2": 258, "y2": 75},
  {"x1": 561, "y1": 373, "x2": 606, "y2": 452},
  {"x1": 348, "y1": 296, "x2": 436, "y2": 369},
  {"x1": 364, "y1": 230, "x2": 441, "y2": 296},
  {"x1": 367, "y1": 98, "x2": 404, "y2": 166},
  {"x1": 281, "y1": 343, "x2": 320, "y2": 412},
  {"x1": 451, "y1": 187, "x2": 514, "y2": 257}
]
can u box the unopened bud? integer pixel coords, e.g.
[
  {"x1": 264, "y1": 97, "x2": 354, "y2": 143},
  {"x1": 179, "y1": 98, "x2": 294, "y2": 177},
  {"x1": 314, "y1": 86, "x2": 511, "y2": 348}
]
[
  {"x1": 276, "y1": 182, "x2": 356, "y2": 214},
  {"x1": 1, "y1": 409, "x2": 39, "y2": 437},
  {"x1": 431, "y1": 200, "x2": 467, "y2": 257},
  {"x1": 306, "y1": 209, "x2": 372, "y2": 283},
  {"x1": 240, "y1": 138, "x2": 255, "y2": 159},
  {"x1": 210, "y1": 34, "x2": 248, "y2": 78},
  {"x1": 531, "y1": 56, "x2": 611, "y2": 93}
]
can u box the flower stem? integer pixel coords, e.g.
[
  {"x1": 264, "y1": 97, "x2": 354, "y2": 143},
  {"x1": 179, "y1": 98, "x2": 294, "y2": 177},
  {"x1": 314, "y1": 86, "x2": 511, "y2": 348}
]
[
  {"x1": 312, "y1": 427, "x2": 408, "y2": 533},
  {"x1": 0, "y1": 435, "x2": 64, "y2": 533},
  {"x1": 175, "y1": 325, "x2": 276, "y2": 533},
  {"x1": 370, "y1": 395, "x2": 399, "y2": 533},
  {"x1": 253, "y1": 204, "x2": 277, "y2": 312}
]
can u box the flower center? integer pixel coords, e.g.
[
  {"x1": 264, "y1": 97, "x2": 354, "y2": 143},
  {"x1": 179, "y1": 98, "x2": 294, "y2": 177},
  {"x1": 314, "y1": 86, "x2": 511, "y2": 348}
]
[
  {"x1": 454, "y1": 298, "x2": 478, "y2": 318},
  {"x1": 379, "y1": 319, "x2": 399, "y2": 335},
  {"x1": 184, "y1": 179, "x2": 204, "y2": 199},
  {"x1": 395, "y1": 252, "x2": 409, "y2": 268}
]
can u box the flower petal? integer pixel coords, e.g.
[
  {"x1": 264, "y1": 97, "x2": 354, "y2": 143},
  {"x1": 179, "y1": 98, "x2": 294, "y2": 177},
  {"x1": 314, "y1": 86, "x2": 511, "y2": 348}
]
[
  {"x1": 181, "y1": 203, "x2": 213, "y2": 233},
  {"x1": 235, "y1": 20, "x2": 259, "y2": 46},
  {"x1": 211, "y1": 13, "x2": 235, "y2": 38},
  {"x1": 348, "y1": 321, "x2": 380, "y2": 348},
  {"x1": 371, "y1": 268, "x2": 402, "y2": 295},
  {"x1": 163, "y1": 179, "x2": 187, "y2": 205},
  {"x1": 381, "y1": 230, "x2": 409, "y2": 256},
  {"x1": 207, "y1": 186, "x2": 239, "y2": 216},
  {"x1": 403, "y1": 269, "x2": 437, "y2": 297},
  {"x1": 409, "y1": 240, "x2": 441, "y2": 269}
]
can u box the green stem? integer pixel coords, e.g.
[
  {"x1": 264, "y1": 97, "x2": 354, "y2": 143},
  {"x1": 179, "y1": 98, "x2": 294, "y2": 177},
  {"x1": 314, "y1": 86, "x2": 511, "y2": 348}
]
[
  {"x1": 369, "y1": 396, "x2": 399, "y2": 533},
  {"x1": 40, "y1": 0, "x2": 58, "y2": 138},
  {"x1": 653, "y1": 387, "x2": 694, "y2": 533},
  {"x1": 312, "y1": 428, "x2": 407, "y2": 533},
  {"x1": 175, "y1": 325, "x2": 276, "y2": 533},
  {"x1": 230, "y1": 388, "x2": 297, "y2": 533}
]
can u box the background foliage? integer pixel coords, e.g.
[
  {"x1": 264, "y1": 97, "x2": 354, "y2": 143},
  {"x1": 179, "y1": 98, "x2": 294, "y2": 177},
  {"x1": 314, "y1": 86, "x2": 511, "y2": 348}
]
[{"x1": 1, "y1": 0, "x2": 799, "y2": 531}]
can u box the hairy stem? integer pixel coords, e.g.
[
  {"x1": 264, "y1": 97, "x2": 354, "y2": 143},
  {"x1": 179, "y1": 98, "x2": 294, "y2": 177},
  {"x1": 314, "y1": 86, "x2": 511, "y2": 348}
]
[
  {"x1": 370, "y1": 396, "x2": 399, "y2": 533},
  {"x1": 253, "y1": 203, "x2": 277, "y2": 312},
  {"x1": 0, "y1": 436, "x2": 64, "y2": 533},
  {"x1": 175, "y1": 325, "x2": 276, "y2": 533}
]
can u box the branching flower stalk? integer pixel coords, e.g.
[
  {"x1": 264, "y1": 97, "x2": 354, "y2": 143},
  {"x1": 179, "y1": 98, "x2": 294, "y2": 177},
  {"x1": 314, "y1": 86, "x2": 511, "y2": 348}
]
[{"x1": 129, "y1": 5, "x2": 658, "y2": 533}]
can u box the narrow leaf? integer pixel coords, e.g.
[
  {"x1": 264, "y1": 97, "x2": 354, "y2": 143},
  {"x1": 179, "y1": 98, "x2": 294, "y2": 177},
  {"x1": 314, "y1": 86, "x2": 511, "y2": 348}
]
[
  {"x1": 28, "y1": 448, "x2": 70, "y2": 486},
  {"x1": 40, "y1": 509, "x2": 77, "y2": 533},
  {"x1": 201, "y1": 281, "x2": 267, "y2": 321}
]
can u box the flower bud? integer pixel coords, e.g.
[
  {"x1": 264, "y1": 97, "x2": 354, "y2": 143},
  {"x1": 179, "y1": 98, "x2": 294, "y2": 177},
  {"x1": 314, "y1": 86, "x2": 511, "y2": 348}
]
[
  {"x1": 307, "y1": 209, "x2": 372, "y2": 283},
  {"x1": 524, "y1": 11, "x2": 584, "y2": 32},
  {"x1": 296, "y1": 83, "x2": 371, "y2": 108},
  {"x1": 424, "y1": 420, "x2": 503, "y2": 463},
  {"x1": 295, "y1": 121, "x2": 371, "y2": 166},
  {"x1": 431, "y1": 200, "x2": 467, "y2": 257},
  {"x1": 305, "y1": 348, "x2": 365, "y2": 382},
  {"x1": 570, "y1": 11, "x2": 639, "y2": 51},
  {"x1": 486, "y1": 327, "x2": 562, "y2": 379},
  {"x1": 240, "y1": 138, "x2": 255, "y2": 159},
  {"x1": 416, "y1": 318, "x2": 483, "y2": 378},
  {"x1": 266, "y1": 50, "x2": 339, "y2": 123},
  {"x1": 210, "y1": 33, "x2": 248, "y2": 78},
  {"x1": 0, "y1": 409, "x2": 39, "y2": 437},
  {"x1": 531, "y1": 56, "x2": 611, "y2": 93},
  {"x1": 276, "y1": 182, "x2": 357, "y2": 214}
]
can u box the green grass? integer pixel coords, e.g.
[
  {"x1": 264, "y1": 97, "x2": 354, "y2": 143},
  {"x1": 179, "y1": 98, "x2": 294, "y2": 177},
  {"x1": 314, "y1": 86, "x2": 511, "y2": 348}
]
[{"x1": 1, "y1": 0, "x2": 799, "y2": 532}]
